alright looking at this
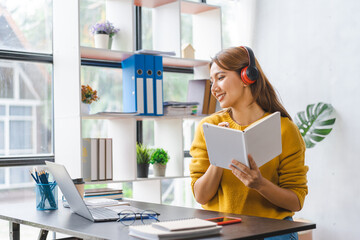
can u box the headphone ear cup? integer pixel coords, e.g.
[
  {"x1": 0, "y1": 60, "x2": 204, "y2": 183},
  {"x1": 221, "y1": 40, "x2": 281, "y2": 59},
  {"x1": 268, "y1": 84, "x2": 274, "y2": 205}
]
[{"x1": 241, "y1": 67, "x2": 256, "y2": 85}]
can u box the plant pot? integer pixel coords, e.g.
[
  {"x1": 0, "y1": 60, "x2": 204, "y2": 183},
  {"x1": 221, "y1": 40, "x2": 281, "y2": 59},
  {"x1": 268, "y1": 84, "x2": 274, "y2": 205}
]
[
  {"x1": 153, "y1": 163, "x2": 166, "y2": 177},
  {"x1": 108, "y1": 37, "x2": 113, "y2": 49},
  {"x1": 94, "y1": 33, "x2": 109, "y2": 49},
  {"x1": 137, "y1": 163, "x2": 149, "y2": 178},
  {"x1": 80, "y1": 102, "x2": 90, "y2": 115}
]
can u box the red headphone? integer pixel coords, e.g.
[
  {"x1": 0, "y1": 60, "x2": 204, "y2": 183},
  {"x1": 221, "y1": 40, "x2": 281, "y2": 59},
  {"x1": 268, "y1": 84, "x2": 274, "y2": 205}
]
[{"x1": 240, "y1": 46, "x2": 259, "y2": 85}]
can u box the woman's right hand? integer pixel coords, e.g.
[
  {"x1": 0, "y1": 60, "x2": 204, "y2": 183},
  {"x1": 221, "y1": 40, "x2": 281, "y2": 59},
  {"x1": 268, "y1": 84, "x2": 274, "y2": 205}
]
[{"x1": 218, "y1": 122, "x2": 229, "y2": 128}]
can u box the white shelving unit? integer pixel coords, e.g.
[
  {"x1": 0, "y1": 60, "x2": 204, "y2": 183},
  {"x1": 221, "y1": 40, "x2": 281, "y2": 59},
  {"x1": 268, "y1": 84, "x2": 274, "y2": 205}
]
[{"x1": 53, "y1": 0, "x2": 222, "y2": 204}]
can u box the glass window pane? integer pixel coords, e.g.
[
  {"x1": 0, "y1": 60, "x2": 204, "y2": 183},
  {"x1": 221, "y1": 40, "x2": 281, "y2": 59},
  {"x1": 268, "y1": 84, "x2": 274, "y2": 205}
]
[
  {"x1": 0, "y1": 0, "x2": 52, "y2": 53},
  {"x1": 10, "y1": 166, "x2": 33, "y2": 184},
  {"x1": 10, "y1": 106, "x2": 32, "y2": 116},
  {"x1": 142, "y1": 7, "x2": 153, "y2": 50},
  {"x1": 0, "y1": 59, "x2": 53, "y2": 157},
  {"x1": 0, "y1": 66, "x2": 14, "y2": 99},
  {"x1": 80, "y1": 0, "x2": 106, "y2": 47},
  {"x1": 181, "y1": 14, "x2": 193, "y2": 48},
  {"x1": 0, "y1": 168, "x2": 4, "y2": 184},
  {"x1": 163, "y1": 72, "x2": 194, "y2": 102},
  {"x1": 81, "y1": 66, "x2": 123, "y2": 113},
  {"x1": 10, "y1": 120, "x2": 32, "y2": 150},
  {"x1": 0, "y1": 121, "x2": 4, "y2": 150}
]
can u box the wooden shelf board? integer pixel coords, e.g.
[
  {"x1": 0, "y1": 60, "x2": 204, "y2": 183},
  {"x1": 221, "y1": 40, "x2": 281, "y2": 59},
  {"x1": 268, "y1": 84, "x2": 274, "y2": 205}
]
[
  {"x1": 163, "y1": 56, "x2": 209, "y2": 67},
  {"x1": 181, "y1": 1, "x2": 219, "y2": 15},
  {"x1": 82, "y1": 113, "x2": 205, "y2": 120},
  {"x1": 81, "y1": 47, "x2": 209, "y2": 67},
  {"x1": 134, "y1": 0, "x2": 177, "y2": 8},
  {"x1": 81, "y1": 46, "x2": 133, "y2": 62},
  {"x1": 86, "y1": 175, "x2": 190, "y2": 184}
]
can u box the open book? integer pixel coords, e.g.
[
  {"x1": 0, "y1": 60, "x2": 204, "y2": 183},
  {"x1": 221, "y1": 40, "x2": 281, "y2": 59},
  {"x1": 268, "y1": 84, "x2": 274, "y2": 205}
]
[
  {"x1": 203, "y1": 111, "x2": 282, "y2": 169},
  {"x1": 129, "y1": 218, "x2": 221, "y2": 240}
]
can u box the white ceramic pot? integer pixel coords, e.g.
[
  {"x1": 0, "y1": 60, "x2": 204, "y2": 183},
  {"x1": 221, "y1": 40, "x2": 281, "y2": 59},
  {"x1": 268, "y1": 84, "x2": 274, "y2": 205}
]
[
  {"x1": 153, "y1": 163, "x2": 166, "y2": 177},
  {"x1": 80, "y1": 102, "x2": 90, "y2": 115},
  {"x1": 94, "y1": 33, "x2": 109, "y2": 49}
]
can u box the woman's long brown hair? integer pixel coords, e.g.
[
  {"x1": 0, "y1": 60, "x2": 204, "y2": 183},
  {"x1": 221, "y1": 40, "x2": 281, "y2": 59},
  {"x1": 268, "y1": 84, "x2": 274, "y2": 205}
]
[{"x1": 210, "y1": 46, "x2": 292, "y2": 120}]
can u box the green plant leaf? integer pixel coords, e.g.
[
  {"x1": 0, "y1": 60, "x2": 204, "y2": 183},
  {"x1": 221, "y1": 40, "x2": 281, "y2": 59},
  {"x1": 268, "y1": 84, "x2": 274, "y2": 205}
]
[{"x1": 295, "y1": 102, "x2": 336, "y2": 148}]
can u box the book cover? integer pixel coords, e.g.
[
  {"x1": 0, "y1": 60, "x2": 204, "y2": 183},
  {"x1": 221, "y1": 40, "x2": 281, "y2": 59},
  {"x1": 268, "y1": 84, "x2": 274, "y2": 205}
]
[
  {"x1": 82, "y1": 138, "x2": 92, "y2": 182},
  {"x1": 90, "y1": 138, "x2": 99, "y2": 181},
  {"x1": 152, "y1": 218, "x2": 217, "y2": 231},
  {"x1": 203, "y1": 112, "x2": 282, "y2": 168},
  {"x1": 187, "y1": 79, "x2": 211, "y2": 115},
  {"x1": 122, "y1": 54, "x2": 145, "y2": 114},
  {"x1": 129, "y1": 221, "x2": 221, "y2": 240},
  {"x1": 98, "y1": 138, "x2": 106, "y2": 181},
  {"x1": 105, "y1": 138, "x2": 113, "y2": 180}
]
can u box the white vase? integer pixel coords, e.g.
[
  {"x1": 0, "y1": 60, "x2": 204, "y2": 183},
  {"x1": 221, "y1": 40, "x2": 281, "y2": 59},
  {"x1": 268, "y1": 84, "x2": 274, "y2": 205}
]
[
  {"x1": 94, "y1": 33, "x2": 109, "y2": 49},
  {"x1": 81, "y1": 102, "x2": 90, "y2": 115},
  {"x1": 153, "y1": 163, "x2": 166, "y2": 177}
]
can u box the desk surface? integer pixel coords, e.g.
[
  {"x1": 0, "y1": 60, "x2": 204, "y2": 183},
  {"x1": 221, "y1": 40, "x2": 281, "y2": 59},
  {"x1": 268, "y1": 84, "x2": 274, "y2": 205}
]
[{"x1": 0, "y1": 199, "x2": 315, "y2": 240}]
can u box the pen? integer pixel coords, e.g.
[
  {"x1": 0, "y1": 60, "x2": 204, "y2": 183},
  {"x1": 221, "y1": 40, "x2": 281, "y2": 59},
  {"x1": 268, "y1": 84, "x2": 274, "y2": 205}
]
[{"x1": 29, "y1": 170, "x2": 39, "y2": 183}]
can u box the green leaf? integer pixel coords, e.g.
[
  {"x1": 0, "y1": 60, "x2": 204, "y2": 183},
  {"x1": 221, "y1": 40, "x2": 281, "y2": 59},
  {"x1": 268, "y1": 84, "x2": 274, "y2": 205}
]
[{"x1": 295, "y1": 102, "x2": 336, "y2": 148}]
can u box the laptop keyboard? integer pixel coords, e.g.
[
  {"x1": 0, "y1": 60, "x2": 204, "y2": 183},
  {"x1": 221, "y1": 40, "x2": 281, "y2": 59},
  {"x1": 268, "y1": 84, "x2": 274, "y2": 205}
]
[{"x1": 89, "y1": 207, "x2": 118, "y2": 220}]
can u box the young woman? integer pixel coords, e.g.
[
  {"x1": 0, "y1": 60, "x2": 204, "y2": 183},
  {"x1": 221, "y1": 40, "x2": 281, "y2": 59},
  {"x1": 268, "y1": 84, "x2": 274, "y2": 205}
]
[{"x1": 189, "y1": 46, "x2": 308, "y2": 240}]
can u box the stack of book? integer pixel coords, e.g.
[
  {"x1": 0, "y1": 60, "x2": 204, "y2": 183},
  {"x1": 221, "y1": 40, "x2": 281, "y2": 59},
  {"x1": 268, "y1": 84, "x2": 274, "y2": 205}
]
[
  {"x1": 163, "y1": 101, "x2": 198, "y2": 116},
  {"x1": 84, "y1": 187, "x2": 123, "y2": 200},
  {"x1": 82, "y1": 138, "x2": 113, "y2": 182}
]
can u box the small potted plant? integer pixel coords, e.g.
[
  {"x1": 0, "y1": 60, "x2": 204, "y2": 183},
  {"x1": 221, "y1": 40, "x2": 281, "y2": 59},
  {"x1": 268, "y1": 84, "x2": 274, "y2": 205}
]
[
  {"x1": 90, "y1": 20, "x2": 119, "y2": 49},
  {"x1": 81, "y1": 84, "x2": 99, "y2": 115},
  {"x1": 150, "y1": 148, "x2": 169, "y2": 177},
  {"x1": 136, "y1": 143, "x2": 151, "y2": 178}
]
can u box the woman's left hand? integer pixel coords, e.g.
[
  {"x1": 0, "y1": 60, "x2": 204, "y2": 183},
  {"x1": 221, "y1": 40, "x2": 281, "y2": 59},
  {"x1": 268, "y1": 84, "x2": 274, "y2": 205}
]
[{"x1": 229, "y1": 154, "x2": 264, "y2": 190}]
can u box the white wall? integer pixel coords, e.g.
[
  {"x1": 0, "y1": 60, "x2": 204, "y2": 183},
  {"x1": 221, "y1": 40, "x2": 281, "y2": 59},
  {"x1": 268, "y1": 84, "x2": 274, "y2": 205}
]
[{"x1": 244, "y1": 0, "x2": 360, "y2": 239}]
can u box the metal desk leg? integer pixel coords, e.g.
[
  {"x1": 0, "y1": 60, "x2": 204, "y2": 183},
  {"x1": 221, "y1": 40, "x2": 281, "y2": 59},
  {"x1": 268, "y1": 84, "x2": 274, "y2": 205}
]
[
  {"x1": 38, "y1": 229, "x2": 49, "y2": 240},
  {"x1": 9, "y1": 222, "x2": 20, "y2": 240}
]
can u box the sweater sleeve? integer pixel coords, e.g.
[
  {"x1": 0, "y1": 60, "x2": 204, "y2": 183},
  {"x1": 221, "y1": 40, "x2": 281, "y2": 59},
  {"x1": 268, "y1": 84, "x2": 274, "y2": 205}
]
[
  {"x1": 278, "y1": 119, "x2": 309, "y2": 210},
  {"x1": 189, "y1": 119, "x2": 211, "y2": 196}
]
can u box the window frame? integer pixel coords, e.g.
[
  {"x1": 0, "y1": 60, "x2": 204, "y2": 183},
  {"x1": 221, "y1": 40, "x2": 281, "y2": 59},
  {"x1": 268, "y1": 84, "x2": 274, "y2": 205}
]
[{"x1": 0, "y1": 50, "x2": 54, "y2": 167}]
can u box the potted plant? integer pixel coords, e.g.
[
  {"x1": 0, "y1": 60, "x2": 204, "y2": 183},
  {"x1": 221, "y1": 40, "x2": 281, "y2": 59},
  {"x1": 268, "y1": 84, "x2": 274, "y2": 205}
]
[
  {"x1": 150, "y1": 148, "x2": 169, "y2": 177},
  {"x1": 136, "y1": 143, "x2": 151, "y2": 178},
  {"x1": 90, "y1": 20, "x2": 119, "y2": 49},
  {"x1": 81, "y1": 84, "x2": 99, "y2": 115}
]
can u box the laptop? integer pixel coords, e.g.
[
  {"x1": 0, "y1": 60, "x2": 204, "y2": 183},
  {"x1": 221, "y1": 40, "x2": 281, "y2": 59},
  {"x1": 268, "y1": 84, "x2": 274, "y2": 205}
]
[{"x1": 45, "y1": 161, "x2": 136, "y2": 222}]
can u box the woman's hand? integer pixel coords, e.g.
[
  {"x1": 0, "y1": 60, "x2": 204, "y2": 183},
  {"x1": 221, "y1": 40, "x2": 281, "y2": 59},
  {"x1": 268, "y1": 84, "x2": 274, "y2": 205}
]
[
  {"x1": 229, "y1": 154, "x2": 264, "y2": 190},
  {"x1": 218, "y1": 122, "x2": 229, "y2": 127}
]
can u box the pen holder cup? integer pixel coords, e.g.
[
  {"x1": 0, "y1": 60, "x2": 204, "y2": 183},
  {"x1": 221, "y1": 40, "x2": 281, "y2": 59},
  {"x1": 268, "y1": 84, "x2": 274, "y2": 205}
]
[{"x1": 35, "y1": 182, "x2": 58, "y2": 210}]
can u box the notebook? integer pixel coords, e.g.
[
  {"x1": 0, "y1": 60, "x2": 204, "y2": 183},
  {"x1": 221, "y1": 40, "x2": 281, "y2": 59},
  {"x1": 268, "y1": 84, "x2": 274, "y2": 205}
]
[
  {"x1": 152, "y1": 218, "x2": 217, "y2": 231},
  {"x1": 129, "y1": 218, "x2": 222, "y2": 240},
  {"x1": 203, "y1": 111, "x2": 282, "y2": 169}
]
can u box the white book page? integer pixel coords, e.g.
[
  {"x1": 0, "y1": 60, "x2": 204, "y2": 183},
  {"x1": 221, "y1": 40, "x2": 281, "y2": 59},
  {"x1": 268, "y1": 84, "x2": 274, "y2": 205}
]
[
  {"x1": 203, "y1": 123, "x2": 248, "y2": 170},
  {"x1": 244, "y1": 112, "x2": 282, "y2": 167}
]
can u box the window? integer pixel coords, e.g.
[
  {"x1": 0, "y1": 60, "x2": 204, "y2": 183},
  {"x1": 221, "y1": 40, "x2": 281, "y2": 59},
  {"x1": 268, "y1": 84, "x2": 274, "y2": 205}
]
[{"x1": 0, "y1": 0, "x2": 53, "y2": 189}]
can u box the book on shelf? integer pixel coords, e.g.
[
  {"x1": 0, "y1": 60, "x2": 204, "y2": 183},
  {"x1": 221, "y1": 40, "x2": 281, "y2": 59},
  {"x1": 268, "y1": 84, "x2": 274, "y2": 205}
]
[
  {"x1": 187, "y1": 79, "x2": 212, "y2": 115},
  {"x1": 105, "y1": 138, "x2": 113, "y2": 180},
  {"x1": 203, "y1": 111, "x2": 282, "y2": 169},
  {"x1": 98, "y1": 138, "x2": 106, "y2": 180},
  {"x1": 129, "y1": 218, "x2": 222, "y2": 240},
  {"x1": 81, "y1": 138, "x2": 113, "y2": 182}
]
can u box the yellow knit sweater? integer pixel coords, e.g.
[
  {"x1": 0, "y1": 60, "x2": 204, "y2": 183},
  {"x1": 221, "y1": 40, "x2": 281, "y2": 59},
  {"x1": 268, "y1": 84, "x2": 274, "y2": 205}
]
[{"x1": 189, "y1": 110, "x2": 308, "y2": 219}]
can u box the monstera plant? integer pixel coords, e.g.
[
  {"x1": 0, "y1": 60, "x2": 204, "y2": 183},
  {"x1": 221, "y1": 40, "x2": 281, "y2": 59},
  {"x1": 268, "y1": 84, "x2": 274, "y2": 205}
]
[{"x1": 294, "y1": 102, "x2": 336, "y2": 148}]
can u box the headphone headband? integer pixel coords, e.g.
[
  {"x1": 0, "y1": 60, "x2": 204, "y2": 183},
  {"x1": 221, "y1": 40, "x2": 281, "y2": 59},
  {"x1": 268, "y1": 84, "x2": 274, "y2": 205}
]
[{"x1": 240, "y1": 46, "x2": 259, "y2": 85}]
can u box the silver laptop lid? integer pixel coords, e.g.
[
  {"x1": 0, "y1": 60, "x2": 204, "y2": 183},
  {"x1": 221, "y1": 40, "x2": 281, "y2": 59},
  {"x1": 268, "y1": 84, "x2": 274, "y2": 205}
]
[{"x1": 45, "y1": 161, "x2": 94, "y2": 222}]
